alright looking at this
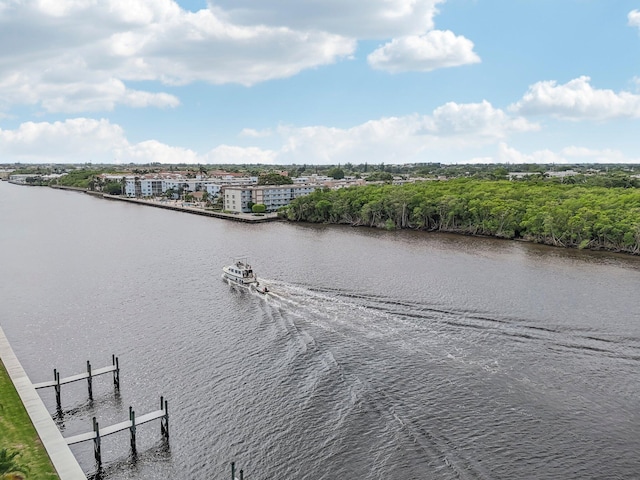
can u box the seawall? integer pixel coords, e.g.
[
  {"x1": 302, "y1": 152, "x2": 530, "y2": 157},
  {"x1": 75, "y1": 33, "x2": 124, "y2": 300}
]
[
  {"x1": 0, "y1": 327, "x2": 86, "y2": 479},
  {"x1": 99, "y1": 194, "x2": 281, "y2": 222},
  {"x1": 49, "y1": 185, "x2": 280, "y2": 223}
]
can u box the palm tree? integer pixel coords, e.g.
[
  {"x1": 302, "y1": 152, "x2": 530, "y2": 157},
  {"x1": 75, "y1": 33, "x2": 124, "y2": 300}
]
[{"x1": 0, "y1": 448, "x2": 29, "y2": 479}]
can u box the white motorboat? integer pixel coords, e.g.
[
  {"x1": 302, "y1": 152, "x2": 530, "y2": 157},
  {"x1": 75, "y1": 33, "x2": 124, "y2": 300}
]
[{"x1": 222, "y1": 258, "x2": 269, "y2": 293}]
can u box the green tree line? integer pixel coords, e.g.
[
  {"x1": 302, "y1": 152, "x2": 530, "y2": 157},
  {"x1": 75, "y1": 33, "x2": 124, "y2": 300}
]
[
  {"x1": 282, "y1": 179, "x2": 640, "y2": 254},
  {"x1": 54, "y1": 169, "x2": 107, "y2": 188}
]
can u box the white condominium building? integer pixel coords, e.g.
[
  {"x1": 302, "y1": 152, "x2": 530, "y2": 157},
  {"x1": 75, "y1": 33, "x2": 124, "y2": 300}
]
[
  {"x1": 121, "y1": 175, "x2": 258, "y2": 198},
  {"x1": 223, "y1": 184, "x2": 317, "y2": 213}
]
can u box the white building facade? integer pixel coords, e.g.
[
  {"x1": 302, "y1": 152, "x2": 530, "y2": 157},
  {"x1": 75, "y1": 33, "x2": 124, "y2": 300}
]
[
  {"x1": 120, "y1": 175, "x2": 259, "y2": 198},
  {"x1": 223, "y1": 184, "x2": 318, "y2": 213}
]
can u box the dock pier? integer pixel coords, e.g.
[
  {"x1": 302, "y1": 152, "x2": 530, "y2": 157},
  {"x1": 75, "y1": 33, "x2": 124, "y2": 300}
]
[
  {"x1": 65, "y1": 397, "x2": 169, "y2": 467},
  {"x1": 33, "y1": 355, "x2": 120, "y2": 411},
  {"x1": 33, "y1": 356, "x2": 171, "y2": 468}
]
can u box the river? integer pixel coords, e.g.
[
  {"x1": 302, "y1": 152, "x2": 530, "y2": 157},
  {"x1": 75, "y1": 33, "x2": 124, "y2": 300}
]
[{"x1": 1, "y1": 180, "x2": 639, "y2": 479}]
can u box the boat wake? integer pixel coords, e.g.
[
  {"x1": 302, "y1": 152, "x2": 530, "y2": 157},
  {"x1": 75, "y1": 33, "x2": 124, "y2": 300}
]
[
  {"x1": 242, "y1": 279, "x2": 497, "y2": 479},
  {"x1": 247, "y1": 279, "x2": 640, "y2": 476}
]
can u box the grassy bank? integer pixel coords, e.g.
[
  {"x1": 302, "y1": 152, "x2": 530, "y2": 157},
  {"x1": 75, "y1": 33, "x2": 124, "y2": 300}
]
[{"x1": 0, "y1": 360, "x2": 59, "y2": 479}]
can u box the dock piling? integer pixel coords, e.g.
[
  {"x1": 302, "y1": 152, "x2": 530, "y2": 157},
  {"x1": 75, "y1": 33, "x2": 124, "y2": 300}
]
[
  {"x1": 112, "y1": 354, "x2": 120, "y2": 390},
  {"x1": 87, "y1": 360, "x2": 93, "y2": 400},
  {"x1": 231, "y1": 462, "x2": 246, "y2": 480},
  {"x1": 129, "y1": 406, "x2": 137, "y2": 455},
  {"x1": 93, "y1": 417, "x2": 102, "y2": 467},
  {"x1": 53, "y1": 369, "x2": 61, "y2": 411},
  {"x1": 160, "y1": 396, "x2": 169, "y2": 439}
]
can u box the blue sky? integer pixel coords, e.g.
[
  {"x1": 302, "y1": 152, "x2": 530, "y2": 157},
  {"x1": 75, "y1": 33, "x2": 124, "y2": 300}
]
[{"x1": 1, "y1": 0, "x2": 640, "y2": 165}]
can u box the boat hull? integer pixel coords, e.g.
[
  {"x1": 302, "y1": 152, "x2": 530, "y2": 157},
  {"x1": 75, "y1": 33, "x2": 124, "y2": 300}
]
[{"x1": 221, "y1": 271, "x2": 256, "y2": 286}]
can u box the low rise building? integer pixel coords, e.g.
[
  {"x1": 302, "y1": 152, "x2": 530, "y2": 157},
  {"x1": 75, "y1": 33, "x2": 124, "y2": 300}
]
[
  {"x1": 8, "y1": 174, "x2": 32, "y2": 184},
  {"x1": 9, "y1": 173, "x2": 65, "y2": 184},
  {"x1": 223, "y1": 184, "x2": 318, "y2": 213},
  {"x1": 119, "y1": 174, "x2": 258, "y2": 198},
  {"x1": 293, "y1": 174, "x2": 332, "y2": 184}
]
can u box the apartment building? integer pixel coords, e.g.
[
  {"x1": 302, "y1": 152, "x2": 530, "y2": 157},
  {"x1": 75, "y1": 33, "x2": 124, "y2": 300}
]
[
  {"x1": 122, "y1": 174, "x2": 258, "y2": 198},
  {"x1": 223, "y1": 184, "x2": 318, "y2": 213}
]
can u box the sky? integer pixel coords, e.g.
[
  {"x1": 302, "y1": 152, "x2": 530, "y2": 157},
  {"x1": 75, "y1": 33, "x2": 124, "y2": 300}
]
[{"x1": 1, "y1": 0, "x2": 640, "y2": 166}]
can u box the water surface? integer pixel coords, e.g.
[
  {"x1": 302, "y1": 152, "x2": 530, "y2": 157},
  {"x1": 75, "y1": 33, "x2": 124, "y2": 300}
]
[{"x1": 1, "y1": 182, "x2": 639, "y2": 479}]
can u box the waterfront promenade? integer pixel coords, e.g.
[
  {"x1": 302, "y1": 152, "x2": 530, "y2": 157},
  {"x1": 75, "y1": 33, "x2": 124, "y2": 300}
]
[
  {"x1": 49, "y1": 185, "x2": 281, "y2": 223},
  {"x1": 100, "y1": 194, "x2": 280, "y2": 222}
]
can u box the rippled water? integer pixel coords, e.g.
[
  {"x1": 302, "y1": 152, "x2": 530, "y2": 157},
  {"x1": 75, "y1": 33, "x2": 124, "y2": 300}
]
[{"x1": 1, "y1": 181, "x2": 639, "y2": 479}]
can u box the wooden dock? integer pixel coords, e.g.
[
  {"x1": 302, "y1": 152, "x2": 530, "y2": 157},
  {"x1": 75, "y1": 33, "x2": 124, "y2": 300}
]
[
  {"x1": 65, "y1": 408, "x2": 166, "y2": 445},
  {"x1": 33, "y1": 355, "x2": 120, "y2": 410},
  {"x1": 33, "y1": 364, "x2": 118, "y2": 389},
  {"x1": 29, "y1": 354, "x2": 171, "y2": 472},
  {"x1": 64, "y1": 397, "x2": 169, "y2": 467}
]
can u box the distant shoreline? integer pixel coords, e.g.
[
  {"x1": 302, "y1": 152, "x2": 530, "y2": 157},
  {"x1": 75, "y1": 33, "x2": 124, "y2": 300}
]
[
  {"x1": 14, "y1": 182, "x2": 640, "y2": 257},
  {"x1": 49, "y1": 184, "x2": 280, "y2": 223}
]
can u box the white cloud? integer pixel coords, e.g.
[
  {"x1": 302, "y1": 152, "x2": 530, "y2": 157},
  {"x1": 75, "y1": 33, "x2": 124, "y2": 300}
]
[
  {"x1": 0, "y1": 102, "x2": 537, "y2": 165},
  {"x1": 205, "y1": 145, "x2": 278, "y2": 164},
  {"x1": 0, "y1": 74, "x2": 181, "y2": 113},
  {"x1": 628, "y1": 9, "x2": 640, "y2": 29},
  {"x1": 274, "y1": 102, "x2": 536, "y2": 164},
  {"x1": 120, "y1": 10, "x2": 355, "y2": 86},
  {"x1": 0, "y1": 0, "x2": 478, "y2": 115},
  {"x1": 466, "y1": 156, "x2": 495, "y2": 164},
  {"x1": 561, "y1": 146, "x2": 639, "y2": 163},
  {"x1": 496, "y1": 143, "x2": 567, "y2": 164},
  {"x1": 121, "y1": 140, "x2": 201, "y2": 164},
  {"x1": 368, "y1": 30, "x2": 480, "y2": 73},
  {"x1": 0, "y1": 118, "x2": 128, "y2": 162},
  {"x1": 487, "y1": 143, "x2": 640, "y2": 165},
  {"x1": 510, "y1": 76, "x2": 640, "y2": 120},
  {"x1": 118, "y1": 141, "x2": 279, "y2": 165},
  {"x1": 276, "y1": 117, "x2": 424, "y2": 164},
  {"x1": 0, "y1": 117, "x2": 198, "y2": 163},
  {"x1": 215, "y1": 1, "x2": 484, "y2": 76},
  {"x1": 239, "y1": 128, "x2": 273, "y2": 138},
  {"x1": 0, "y1": 117, "x2": 280, "y2": 164},
  {"x1": 0, "y1": 0, "x2": 355, "y2": 112},
  {"x1": 209, "y1": 0, "x2": 445, "y2": 38},
  {"x1": 430, "y1": 101, "x2": 537, "y2": 136}
]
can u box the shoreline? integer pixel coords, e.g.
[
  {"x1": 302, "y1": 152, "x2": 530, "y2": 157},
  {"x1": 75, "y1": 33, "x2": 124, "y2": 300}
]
[
  {"x1": 29, "y1": 183, "x2": 640, "y2": 257},
  {"x1": 49, "y1": 185, "x2": 280, "y2": 223},
  {"x1": 100, "y1": 194, "x2": 281, "y2": 222},
  {"x1": 0, "y1": 327, "x2": 86, "y2": 479}
]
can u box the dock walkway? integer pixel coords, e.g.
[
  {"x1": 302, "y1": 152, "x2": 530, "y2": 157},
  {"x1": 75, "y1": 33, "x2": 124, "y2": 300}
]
[
  {"x1": 66, "y1": 408, "x2": 166, "y2": 445},
  {"x1": 33, "y1": 365, "x2": 117, "y2": 389}
]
